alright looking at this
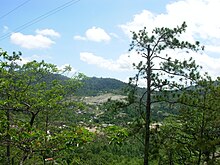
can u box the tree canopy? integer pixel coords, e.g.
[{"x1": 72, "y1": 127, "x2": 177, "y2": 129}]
[{"x1": 129, "y1": 22, "x2": 205, "y2": 165}]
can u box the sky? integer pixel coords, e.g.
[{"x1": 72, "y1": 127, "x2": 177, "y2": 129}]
[{"x1": 1, "y1": 0, "x2": 220, "y2": 84}]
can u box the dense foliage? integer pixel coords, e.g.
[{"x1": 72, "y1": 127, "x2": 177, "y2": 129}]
[
  {"x1": 0, "y1": 22, "x2": 219, "y2": 165},
  {"x1": 76, "y1": 77, "x2": 128, "y2": 96},
  {"x1": 0, "y1": 49, "x2": 93, "y2": 164}
]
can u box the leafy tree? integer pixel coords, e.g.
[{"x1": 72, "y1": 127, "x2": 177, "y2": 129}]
[
  {"x1": 155, "y1": 77, "x2": 220, "y2": 165},
  {"x1": 128, "y1": 22, "x2": 204, "y2": 165},
  {"x1": 0, "y1": 49, "x2": 22, "y2": 165},
  {"x1": 0, "y1": 49, "x2": 91, "y2": 164}
]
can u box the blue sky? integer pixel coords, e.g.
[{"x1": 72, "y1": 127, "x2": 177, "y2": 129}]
[{"x1": 1, "y1": 0, "x2": 220, "y2": 83}]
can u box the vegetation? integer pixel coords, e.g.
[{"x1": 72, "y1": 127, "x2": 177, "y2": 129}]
[
  {"x1": 0, "y1": 49, "x2": 93, "y2": 164},
  {"x1": 0, "y1": 22, "x2": 220, "y2": 165},
  {"x1": 128, "y1": 22, "x2": 204, "y2": 165},
  {"x1": 76, "y1": 77, "x2": 128, "y2": 96}
]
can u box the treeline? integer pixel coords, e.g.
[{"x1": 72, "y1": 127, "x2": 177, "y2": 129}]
[{"x1": 76, "y1": 77, "x2": 128, "y2": 96}]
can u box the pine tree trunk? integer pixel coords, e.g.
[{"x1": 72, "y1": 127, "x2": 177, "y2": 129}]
[
  {"x1": 6, "y1": 109, "x2": 10, "y2": 165},
  {"x1": 144, "y1": 45, "x2": 151, "y2": 165}
]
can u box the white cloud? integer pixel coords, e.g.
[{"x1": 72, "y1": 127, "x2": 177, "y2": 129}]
[
  {"x1": 86, "y1": 27, "x2": 111, "y2": 42},
  {"x1": 205, "y1": 45, "x2": 220, "y2": 54},
  {"x1": 10, "y1": 29, "x2": 60, "y2": 49},
  {"x1": 10, "y1": 32, "x2": 55, "y2": 49},
  {"x1": 191, "y1": 53, "x2": 220, "y2": 78},
  {"x1": 80, "y1": 52, "x2": 117, "y2": 70},
  {"x1": 74, "y1": 27, "x2": 111, "y2": 42},
  {"x1": 80, "y1": 49, "x2": 220, "y2": 80},
  {"x1": 119, "y1": 10, "x2": 155, "y2": 37},
  {"x1": 79, "y1": 50, "x2": 220, "y2": 86},
  {"x1": 110, "y1": 32, "x2": 120, "y2": 39},
  {"x1": 80, "y1": 51, "x2": 145, "y2": 72},
  {"x1": 119, "y1": 0, "x2": 220, "y2": 78},
  {"x1": 120, "y1": 0, "x2": 220, "y2": 44},
  {"x1": 36, "y1": 29, "x2": 60, "y2": 37},
  {"x1": 157, "y1": 49, "x2": 220, "y2": 79},
  {"x1": 73, "y1": 35, "x2": 86, "y2": 41}
]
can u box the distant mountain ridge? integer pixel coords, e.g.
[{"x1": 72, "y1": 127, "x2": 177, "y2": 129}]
[
  {"x1": 43, "y1": 73, "x2": 129, "y2": 96},
  {"x1": 77, "y1": 77, "x2": 128, "y2": 96}
]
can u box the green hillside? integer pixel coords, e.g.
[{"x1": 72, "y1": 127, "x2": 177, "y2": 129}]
[{"x1": 76, "y1": 77, "x2": 129, "y2": 96}]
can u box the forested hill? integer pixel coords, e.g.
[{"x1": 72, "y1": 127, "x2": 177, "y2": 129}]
[
  {"x1": 46, "y1": 74, "x2": 129, "y2": 96},
  {"x1": 77, "y1": 77, "x2": 128, "y2": 96}
]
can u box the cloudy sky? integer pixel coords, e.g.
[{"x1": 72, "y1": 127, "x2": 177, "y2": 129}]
[{"x1": 0, "y1": 0, "x2": 220, "y2": 82}]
